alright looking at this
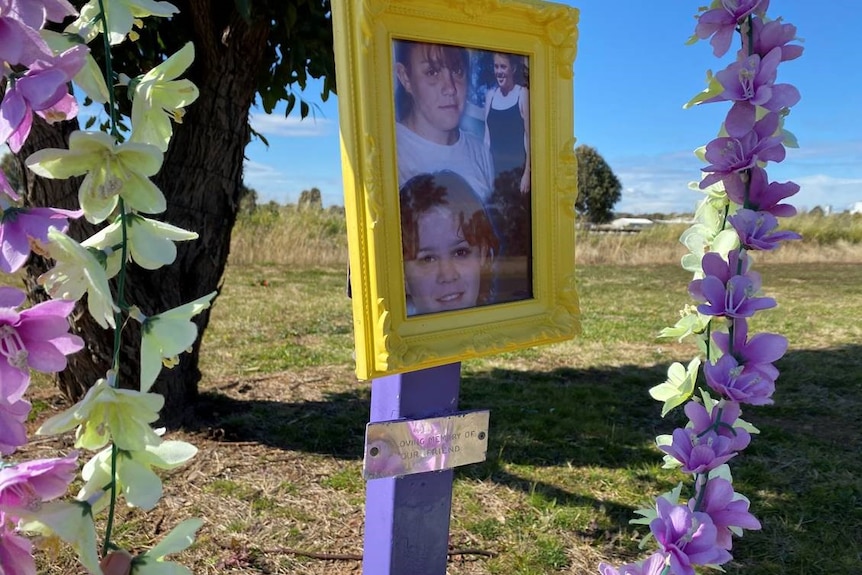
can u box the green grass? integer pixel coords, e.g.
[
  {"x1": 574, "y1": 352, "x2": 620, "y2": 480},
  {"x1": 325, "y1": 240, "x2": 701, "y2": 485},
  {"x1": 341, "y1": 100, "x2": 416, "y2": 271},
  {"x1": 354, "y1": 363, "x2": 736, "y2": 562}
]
[
  {"x1": 191, "y1": 257, "x2": 862, "y2": 574},
  {"x1": 320, "y1": 468, "x2": 364, "y2": 493},
  {"x1": 10, "y1": 207, "x2": 861, "y2": 574}
]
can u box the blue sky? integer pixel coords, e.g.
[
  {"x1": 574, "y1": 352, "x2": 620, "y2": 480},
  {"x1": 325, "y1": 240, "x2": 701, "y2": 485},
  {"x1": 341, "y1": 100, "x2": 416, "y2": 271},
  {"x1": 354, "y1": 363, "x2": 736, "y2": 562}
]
[{"x1": 244, "y1": 1, "x2": 862, "y2": 215}]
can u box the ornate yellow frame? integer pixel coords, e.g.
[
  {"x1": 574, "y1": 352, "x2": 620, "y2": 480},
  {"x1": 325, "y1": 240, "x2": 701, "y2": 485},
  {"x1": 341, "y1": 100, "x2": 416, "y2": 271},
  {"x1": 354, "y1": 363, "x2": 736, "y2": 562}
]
[{"x1": 333, "y1": 0, "x2": 580, "y2": 380}]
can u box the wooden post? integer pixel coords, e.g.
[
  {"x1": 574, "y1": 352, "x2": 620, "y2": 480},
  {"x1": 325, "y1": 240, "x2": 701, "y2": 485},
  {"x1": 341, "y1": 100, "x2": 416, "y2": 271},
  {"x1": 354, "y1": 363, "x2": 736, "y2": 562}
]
[{"x1": 362, "y1": 362, "x2": 461, "y2": 575}]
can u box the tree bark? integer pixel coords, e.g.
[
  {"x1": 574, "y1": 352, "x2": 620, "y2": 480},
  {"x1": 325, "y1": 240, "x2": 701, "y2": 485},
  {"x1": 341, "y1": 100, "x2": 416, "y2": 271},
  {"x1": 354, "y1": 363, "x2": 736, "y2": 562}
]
[{"x1": 19, "y1": 3, "x2": 270, "y2": 427}]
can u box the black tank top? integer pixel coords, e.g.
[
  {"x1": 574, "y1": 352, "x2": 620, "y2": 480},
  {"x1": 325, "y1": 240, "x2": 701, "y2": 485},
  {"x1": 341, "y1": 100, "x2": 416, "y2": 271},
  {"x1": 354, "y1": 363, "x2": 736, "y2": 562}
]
[{"x1": 486, "y1": 92, "x2": 526, "y2": 178}]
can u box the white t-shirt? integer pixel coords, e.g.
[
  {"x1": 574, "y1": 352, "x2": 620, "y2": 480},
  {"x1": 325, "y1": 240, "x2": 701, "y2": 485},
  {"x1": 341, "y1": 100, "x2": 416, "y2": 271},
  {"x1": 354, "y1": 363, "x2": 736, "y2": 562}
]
[
  {"x1": 396, "y1": 123, "x2": 495, "y2": 201},
  {"x1": 489, "y1": 83, "x2": 523, "y2": 111}
]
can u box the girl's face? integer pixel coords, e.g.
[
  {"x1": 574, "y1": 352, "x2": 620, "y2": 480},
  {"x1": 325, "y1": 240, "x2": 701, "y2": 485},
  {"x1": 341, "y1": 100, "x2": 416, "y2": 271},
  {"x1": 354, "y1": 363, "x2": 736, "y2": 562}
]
[
  {"x1": 397, "y1": 44, "x2": 467, "y2": 144},
  {"x1": 404, "y1": 206, "x2": 486, "y2": 315},
  {"x1": 493, "y1": 54, "x2": 516, "y2": 90}
]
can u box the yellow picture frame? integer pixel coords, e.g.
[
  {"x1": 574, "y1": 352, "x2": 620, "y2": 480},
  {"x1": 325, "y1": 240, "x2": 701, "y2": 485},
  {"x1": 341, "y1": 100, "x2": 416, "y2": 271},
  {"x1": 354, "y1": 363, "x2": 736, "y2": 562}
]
[{"x1": 333, "y1": 0, "x2": 580, "y2": 381}]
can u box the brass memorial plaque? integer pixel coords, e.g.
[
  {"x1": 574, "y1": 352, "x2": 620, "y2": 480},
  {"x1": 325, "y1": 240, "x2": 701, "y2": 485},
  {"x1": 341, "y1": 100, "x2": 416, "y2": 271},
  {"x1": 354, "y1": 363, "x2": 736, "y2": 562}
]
[{"x1": 363, "y1": 410, "x2": 490, "y2": 480}]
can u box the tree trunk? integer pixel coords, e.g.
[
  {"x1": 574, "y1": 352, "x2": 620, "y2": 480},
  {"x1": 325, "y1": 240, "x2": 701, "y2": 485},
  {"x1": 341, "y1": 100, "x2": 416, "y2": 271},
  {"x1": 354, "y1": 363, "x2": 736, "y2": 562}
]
[{"x1": 19, "y1": 2, "x2": 270, "y2": 427}]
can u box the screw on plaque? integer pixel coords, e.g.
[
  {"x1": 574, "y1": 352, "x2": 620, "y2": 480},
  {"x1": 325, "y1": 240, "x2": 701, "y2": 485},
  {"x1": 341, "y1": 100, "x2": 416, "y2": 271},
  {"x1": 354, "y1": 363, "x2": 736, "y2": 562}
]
[{"x1": 477, "y1": 432, "x2": 486, "y2": 441}]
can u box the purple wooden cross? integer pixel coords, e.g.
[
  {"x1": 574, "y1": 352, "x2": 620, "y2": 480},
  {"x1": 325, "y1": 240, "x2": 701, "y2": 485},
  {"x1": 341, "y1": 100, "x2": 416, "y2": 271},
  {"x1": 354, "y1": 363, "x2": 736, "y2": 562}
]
[{"x1": 363, "y1": 362, "x2": 461, "y2": 574}]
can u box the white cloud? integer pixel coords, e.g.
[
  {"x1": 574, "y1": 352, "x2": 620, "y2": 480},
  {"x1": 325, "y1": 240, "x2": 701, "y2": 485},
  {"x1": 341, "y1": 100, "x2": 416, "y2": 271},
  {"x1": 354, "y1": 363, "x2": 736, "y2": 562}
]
[
  {"x1": 607, "y1": 142, "x2": 862, "y2": 215},
  {"x1": 612, "y1": 152, "x2": 704, "y2": 214},
  {"x1": 786, "y1": 174, "x2": 862, "y2": 212},
  {"x1": 249, "y1": 113, "x2": 331, "y2": 137},
  {"x1": 243, "y1": 159, "x2": 283, "y2": 180}
]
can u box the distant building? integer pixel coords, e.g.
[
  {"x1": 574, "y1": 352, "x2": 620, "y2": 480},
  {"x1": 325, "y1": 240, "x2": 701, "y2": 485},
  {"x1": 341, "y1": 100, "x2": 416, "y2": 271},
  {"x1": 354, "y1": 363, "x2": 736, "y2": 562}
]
[
  {"x1": 609, "y1": 217, "x2": 654, "y2": 229},
  {"x1": 851, "y1": 202, "x2": 862, "y2": 215}
]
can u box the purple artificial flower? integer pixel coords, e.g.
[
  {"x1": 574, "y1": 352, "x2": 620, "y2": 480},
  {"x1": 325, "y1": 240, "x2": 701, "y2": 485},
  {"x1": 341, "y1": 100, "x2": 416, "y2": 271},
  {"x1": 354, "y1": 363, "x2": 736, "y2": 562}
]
[
  {"x1": 0, "y1": 1, "x2": 54, "y2": 67},
  {"x1": 724, "y1": 167, "x2": 799, "y2": 217},
  {"x1": 0, "y1": 514, "x2": 36, "y2": 575},
  {"x1": 700, "y1": 103, "x2": 786, "y2": 189},
  {"x1": 705, "y1": 353, "x2": 776, "y2": 405},
  {"x1": 5, "y1": 0, "x2": 77, "y2": 29},
  {"x1": 746, "y1": 16, "x2": 804, "y2": 62},
  {"x1": 695, "y1": 0, "x2": 769, "y2": 57},
  {"x1": 713, "y1": 317, "x2": 788, "y2": 381},
  {"x1": 0, "y1": 44, "x2": 87, "y2": 152},
  {"x1": 684, "y1": 399, "x2": 751, "y2": 452},
  {"x1": 0, "y1": 287, "x2": 84, "y2": 403},
  {"x1": 0, "y1": 195, "x2": 82, "y2": 273},
  {"x1": 0, "y1": 452, "x2": 77, "y2": 516},
  {"x1": 710, "y1": 47, "x2": 800, "y2": 111},
  {"x1": 598, "y1": 553, "x2": 667, "y2": 575},
  {"x1": 689, "y1": 250, "x2": 752, "y2": 302},
  {"x1": 697, "y1": 272, "x2": 776, "y2": 319},
  {"x1": 728, "y1": 208, "x2": 802, "y2": 251},
  {"x1": 660, "y1": 427, "x2": 739, "y2": 474},
  {"x1": 650, "y1": 497, "x2": 732, "y2": 575},
  {"x1": 0, "y1": 396, "x2": 30, "y2": 455},
  {"x1": 0, "y1": 286, "x2": 28, "y2": 399},
  {"x1": 690, "y1": 478, "x2": 761, "y2": 550}
]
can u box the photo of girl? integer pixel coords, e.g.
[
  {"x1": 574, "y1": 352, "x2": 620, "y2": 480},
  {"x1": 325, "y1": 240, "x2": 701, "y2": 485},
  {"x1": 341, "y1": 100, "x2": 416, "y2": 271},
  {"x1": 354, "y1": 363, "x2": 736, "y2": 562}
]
[
  {"x1": 400, "y1": 171, "x2": 499, "y2": 316},
  {"x1": 481, "y1": 51, "x2": 532, "y2": 301},
  {"x1": 393, "y1": 40, "x2": 495, "y2": 202},
  {"x1": 484, "y1": 52, "x2": 531, "y2": 194}
]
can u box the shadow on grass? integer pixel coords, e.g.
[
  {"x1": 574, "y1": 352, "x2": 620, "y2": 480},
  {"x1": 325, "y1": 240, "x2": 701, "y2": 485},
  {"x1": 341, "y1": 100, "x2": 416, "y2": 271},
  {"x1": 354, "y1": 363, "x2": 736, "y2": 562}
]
[
  {"x1": 188, "y1": 345, "x2": 862, "y2": 552},
  {"x1": 189, "y1": 360, "x2": 672, "y2": 465}
]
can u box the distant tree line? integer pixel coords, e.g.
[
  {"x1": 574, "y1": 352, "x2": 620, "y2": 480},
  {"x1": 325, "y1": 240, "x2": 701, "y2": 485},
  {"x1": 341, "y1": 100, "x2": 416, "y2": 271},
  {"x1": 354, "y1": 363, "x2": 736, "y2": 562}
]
[
  {"x1": 234, "y1": 183, "x2": 346, "y2": 216},
  {"x1": 235, "y1": 145, "x2": 625, "y2": 226}
]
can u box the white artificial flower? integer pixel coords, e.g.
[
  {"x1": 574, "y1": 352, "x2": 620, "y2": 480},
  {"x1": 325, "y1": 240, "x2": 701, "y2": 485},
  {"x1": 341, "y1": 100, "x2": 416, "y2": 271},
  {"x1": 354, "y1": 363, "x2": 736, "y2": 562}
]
[
  {"x1": 130, "y1": 518, "x2": 203, "y2": 575},
  {"x1": 680, "y1": 194, "x2": 740, "y2": 277},
  {"x1": 17, "y1": 500, "x2": 102, "y2": 575},
  {"x1": 38, "y1": 228, "x2": 118, "y2": 328},
  {"x1": 649, "y1": 357, "x2": 702, "y2": 417},
  {"x1": 26, "y1": 131, "x2": 165, "y2": 224},
  {"x1": 130, "y1": 42, "x2": 199, "y2": 152},
  {"x1": 66, "y1": 0, "x2": 178, "y2": 45},
  {"x1": 134, "y1": 292, "x2": 216, "y2": 392},
  {"x1": 84, "y1": 213, "x2": 198, "y2": 273},
  {"x1": 37, "y1": 376, "x2": 164, "y2": 452},
  {"x1": 80, "y1": 439, "x2": 197, "y2": 511}
]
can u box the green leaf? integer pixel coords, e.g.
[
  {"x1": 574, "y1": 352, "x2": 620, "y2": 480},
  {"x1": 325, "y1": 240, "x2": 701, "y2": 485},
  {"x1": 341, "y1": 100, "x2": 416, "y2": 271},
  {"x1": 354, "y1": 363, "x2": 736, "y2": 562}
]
[{"x1": 250, "y1": 126, "x2": 269, "y2": 148}]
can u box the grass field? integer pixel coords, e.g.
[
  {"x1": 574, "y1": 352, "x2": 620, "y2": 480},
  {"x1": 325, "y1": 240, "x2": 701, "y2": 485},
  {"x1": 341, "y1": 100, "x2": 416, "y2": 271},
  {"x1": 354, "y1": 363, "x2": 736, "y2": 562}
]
[{"x1": 17, "y1": 209, "x2": 862, "y2": 574}]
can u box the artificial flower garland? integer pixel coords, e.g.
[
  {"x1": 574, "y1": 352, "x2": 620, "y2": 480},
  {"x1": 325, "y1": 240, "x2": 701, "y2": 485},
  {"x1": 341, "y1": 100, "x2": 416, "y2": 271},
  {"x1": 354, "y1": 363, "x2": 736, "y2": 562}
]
[
  {"x1": 0, "y1": 0, "x2": 209, "y2": 572},
  {"x1": 600, "y1": 2, "x2": 803, "y2": 574}
]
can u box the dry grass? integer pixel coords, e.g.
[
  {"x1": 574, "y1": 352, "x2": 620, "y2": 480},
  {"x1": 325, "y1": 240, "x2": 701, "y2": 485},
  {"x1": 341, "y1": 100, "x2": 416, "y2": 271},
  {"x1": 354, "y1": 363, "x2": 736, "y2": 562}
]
[
  {"x1": 576, "y1": 231, "x2": 862, "y2": 265},
  {"x1": 228, "y1": 206, "x2": 862, "y2": 267},
  {"x1": 575, "y1": 212, "x2": 862, "y2": 265},
  {"x1": 13, "y1": 208, "x2": 862, "y2": 574},
  {"x1": 228, "y1": 206, "x2": 348, "y2": 267},
  {"x1": 25, "y1": 369, "x2": 371, "y2": 575}
]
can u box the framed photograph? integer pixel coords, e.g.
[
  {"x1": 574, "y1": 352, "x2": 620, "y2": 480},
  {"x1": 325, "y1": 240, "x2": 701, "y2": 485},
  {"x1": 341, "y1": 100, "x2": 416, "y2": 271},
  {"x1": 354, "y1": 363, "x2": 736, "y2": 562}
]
[{"x1": 333, "y1": 0, "x2": 580, "y2": 380}]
